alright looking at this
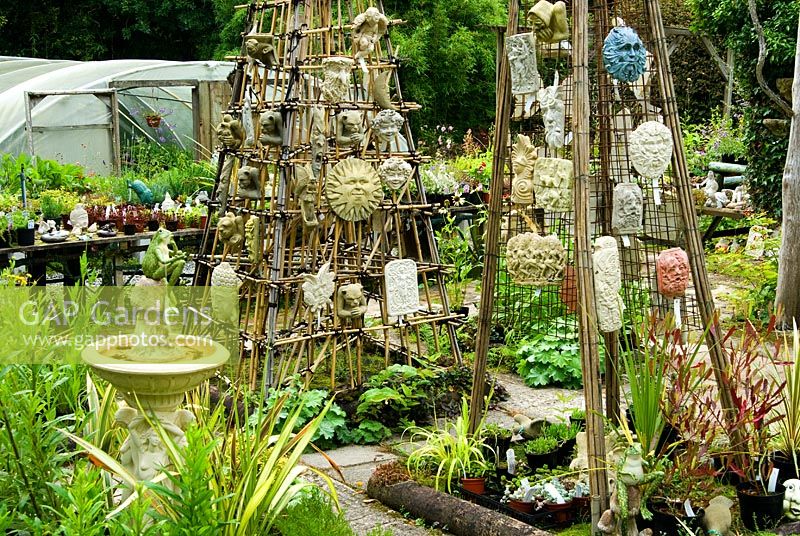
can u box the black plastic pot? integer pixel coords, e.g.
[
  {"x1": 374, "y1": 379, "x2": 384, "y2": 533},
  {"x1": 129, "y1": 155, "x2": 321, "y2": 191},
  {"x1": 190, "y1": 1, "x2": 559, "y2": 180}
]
[
  {"x1": 737, "y1": 482, "x2": 785, "y2": 531},
  {"x1": 147, "y1": 220, "x2": 160, "y2": 231},
  {"x1": 556, "y1": 438, "x2": 577, "y2": 466},
  {"x1": 638, "y1": 500, "x2": 705, "y2": 536},
  {"x1": 0, "y1": 232, "x2": 10, "y2": 249},
  {"x1": 525, "y1": 450, "x2": 558, "y2": 470},
  {"x1": 123, "y1": 224, "x2": 137, "y2": 236},
  {"x1": 484, "y1": 436, "x2": 512, "y2": 463},
  {"x1": 16, "y1": 228, "x2": 35, "y2": 246},
  {"x1": 772, "y1": 451, "x2": 800, "y2": 482},
  {"x1": 165, "y1": 220, "x2": 179, "y2": 232}
]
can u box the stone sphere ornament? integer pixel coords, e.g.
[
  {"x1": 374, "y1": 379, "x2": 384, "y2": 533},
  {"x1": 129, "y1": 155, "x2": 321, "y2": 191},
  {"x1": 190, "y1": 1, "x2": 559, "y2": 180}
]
[
  {"x1": 379, "y1": 157, "x2": 413, "y2": 191},
  {"x1": 505, "y1": 231, "x2": 566, "y2": 286},
  {"x1": 611, "y1": 182, "x2": 643, "y2": 235},
  {"x1": 603, "y1": 26, "x2": 647, "y2": 83},
  {"x1": 325, "y1": 158, "x2": 384, "y2": 222},
  {"x1": 593, "y1": 236, "x2": 623, "y2": 333},
  {"x1": 656, "y1": 247, "x2": 690, "y2": 298},
  {"x1": 629, "y1": 121, "x2": 673, "y2": 179}
]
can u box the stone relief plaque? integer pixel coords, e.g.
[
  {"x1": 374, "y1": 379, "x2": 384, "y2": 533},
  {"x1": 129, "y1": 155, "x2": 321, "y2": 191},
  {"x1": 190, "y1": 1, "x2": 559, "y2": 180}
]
[
  {"x1": 611, "y1": 182, "x2": 643, "y2": 235},
  {"x1": 336, "y1": 110, "x2": 365, "y2": 148},
  {"x1": 321, "y1": 57, "x2": 353, "y2": 104},
  {"x1": 506, "y1": 231, "x2": 566, "y2": 286},
  {"x1": 352, "y1": 7, "x2": 389, "y2": 60},
  {"x1": 527, "y1": 0, "x2": 569, "y2": 44},
  {"x1": 592, "y1": 236, "x2": 623, "y2": 333},
  {"x1": 538, "y1": 76, "x2": 566, "y2": 150},
  {"x1": 511, "y1": 134, "x2": 537, "y2": 205},
  {"x1": 385, "y1": 259, "x2": 420, "y2": 317},
  {"x1": 532, "y1": 157, "x2": 573, "y2": 212},
  {"x1": 371, "y1": 110, "x2": 405, "y2": 151},
  {"x1": 258, "y1": 111, "x2": 283, "y2": 147},
  {"x1": 379, "y1": 157, "x2": 413, "y2": 191},
  {"x1": 506, "y1": 33, "x2": 541, "y2": 96}
]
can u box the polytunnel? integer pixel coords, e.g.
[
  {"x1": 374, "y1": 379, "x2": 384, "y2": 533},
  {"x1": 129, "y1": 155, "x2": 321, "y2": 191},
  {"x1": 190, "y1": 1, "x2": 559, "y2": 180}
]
[{"x1": 0, "y1": 56, "x2": 238, "y2": 175}]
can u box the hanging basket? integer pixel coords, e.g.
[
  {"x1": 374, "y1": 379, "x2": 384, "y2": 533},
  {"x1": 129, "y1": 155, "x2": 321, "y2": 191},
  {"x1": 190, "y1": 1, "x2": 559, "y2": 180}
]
[{"x1": 145, "y1": 115, "x2": 162, "y2": 128}]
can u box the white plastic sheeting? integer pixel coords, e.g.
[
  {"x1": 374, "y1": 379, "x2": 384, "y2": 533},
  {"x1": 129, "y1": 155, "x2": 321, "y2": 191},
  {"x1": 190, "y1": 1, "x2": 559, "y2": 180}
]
[{"x1": 0, "y1": 56, "x2": 235, "y2": 173}]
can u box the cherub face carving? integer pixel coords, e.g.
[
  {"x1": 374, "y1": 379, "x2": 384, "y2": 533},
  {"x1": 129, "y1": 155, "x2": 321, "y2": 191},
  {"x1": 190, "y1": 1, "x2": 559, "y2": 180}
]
[
  {"x1": 325, "y1": 158, "x2": 384, "y2": 221},
  {"x1": 378, "y1": 158, "x2": 413, "y2": 191},
  {"x1": 603, "y1": 26, "x2": 647, "y2": 83}
]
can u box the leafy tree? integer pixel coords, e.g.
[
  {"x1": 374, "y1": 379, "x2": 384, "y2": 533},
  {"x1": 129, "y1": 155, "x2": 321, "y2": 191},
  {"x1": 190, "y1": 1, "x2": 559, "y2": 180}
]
[
  {"x1": 386, "y1": 0, "x2": 506, "y2": 138},
  {"x1": 687, "y1": 0, "x2": 799, "y2": 213}
]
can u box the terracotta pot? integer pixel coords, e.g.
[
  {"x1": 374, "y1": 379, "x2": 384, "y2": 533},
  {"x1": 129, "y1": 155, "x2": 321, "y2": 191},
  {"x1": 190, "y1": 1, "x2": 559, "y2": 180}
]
[
  {"x1": 544, "y1": 500, "x2": 574, "y2": 524},
  {"x1": 508, "y1": 499, "x2": 535, "y2": 514},
  {"x1": 145, "y1": 115, "x2": 162, "y2": 128},
  {"x1": 460, "y1": 477, "x2": 485, "y2": 495}
]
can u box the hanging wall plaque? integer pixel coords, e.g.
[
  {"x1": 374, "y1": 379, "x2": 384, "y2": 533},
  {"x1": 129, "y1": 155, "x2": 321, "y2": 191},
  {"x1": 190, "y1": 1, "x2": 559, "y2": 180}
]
[
  {"x1": 511, "y1": 134, "x2": 537, "y2": 205},
  {"x1": 379, "y1": 157, "x2": 413, "y2": 191},
  {"x1": 532, "y1": 157, "x2": 574, "y2": 212},
  {"x1": 602, "y1": 26, "x2": 647, "y2": 83},
  {"x1": 611, "y1": 182, "x2": 643, "y2": 235},
  {"x1": 506, "y1": 231, "x2": 566, "y2": 286},
  {"x1": 385, "y1": 259, "x2": 420, "y2": 317},
  {"x1": 656, "y1": 247, "x2": 690, "y2": 298},
  {"x1": 325, "y1": 158, "x2": 383, "y2": 222},
  {"x1": 506, "y1": 33, "x2": 541, "y2": 96},
  {"x1": 628, "y1": 120, "x2": 672, "y2": 179},
  {"x1": 321, "y1": 57, "x2": 353, "y2": 104},
  {"x1": 592, "y1": 236, "x2": 623, "y2": 333}
]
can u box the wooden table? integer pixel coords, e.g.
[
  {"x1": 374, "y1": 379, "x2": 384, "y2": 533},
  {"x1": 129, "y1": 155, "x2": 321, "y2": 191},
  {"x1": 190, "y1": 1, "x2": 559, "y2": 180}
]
[
  {"x1": 700, "y1": 206, "x2": 749, "y2": 243},
  {"x1": 0, "y1": 228, "x2": 206, "y2": 285}
]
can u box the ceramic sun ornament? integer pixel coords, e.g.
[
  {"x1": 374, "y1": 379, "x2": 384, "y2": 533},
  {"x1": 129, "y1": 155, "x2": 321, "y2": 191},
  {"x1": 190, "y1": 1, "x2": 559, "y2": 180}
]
[
  {"x1": 532, "y1": 157, "x2": 574, "y2": 212},
  {"x1": 379, "y1": 157, "x2": 413, "y2": 191},
  {"x1": 511, "y1": 134, "x2": 537, "y2": 205},
  {"x1": 321, "y1": 57, "x2": 353, "y2": 104},
  {"x1": 505, "y1": 231, "x2": 566, "y2": 287},
  {"x1": 603, "y1": 25, "x2": 647, "y2": 83},
  {"x1": 506, "y1": 33, "x2": 541, "y2": 97},
  {"x1": 325, "y1": 158, "x2": 384, "y2": 222},
  {"x1": 592, "y1": 236, "x2": 623, "y2": 333},
  {"x1": 302, "y1": 262, "x2": 336, "y2": 326},
  {"x1": 384, "y1": 259, "x2": 420, "y2": 318}
]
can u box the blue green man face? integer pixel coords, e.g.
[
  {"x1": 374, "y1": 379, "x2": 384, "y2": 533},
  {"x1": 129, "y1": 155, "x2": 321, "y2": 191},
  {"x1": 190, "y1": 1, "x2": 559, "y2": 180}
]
[{"x1": 603, "y1": 26, "x2": 647, "y2": 83}]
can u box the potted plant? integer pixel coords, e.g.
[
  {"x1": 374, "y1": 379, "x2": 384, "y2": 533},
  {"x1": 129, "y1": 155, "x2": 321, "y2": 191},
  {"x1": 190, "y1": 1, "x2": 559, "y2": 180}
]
[
  {"x1": 164, "y1": 209, "x2": 180, "y2": 231},
  {"x1": 524, "y1": 436, "x2": 558, "y2": 470},
  {"x1": 775, "y1": 323, "x2": 800, "y2": 482},
  {"x1": 405, "y1": 398, "x2": 489, "y2": 494},
  {"x1": 482, "y1": 423, "x2": 513, "y2": 463},
  {"x1": 11, "y1": 209, "x2": 35, "y2": 246},
  {"x1": 543, "y1": 422, "x2": 581, "y2": 466},
  {"x1": 570, "y1": 409, "x2": 586, "y2": 430},
  {"x1": 709, "y1": 319, "x2": 787, "y2": 531},
  {"x1": 540, "y1": 477, "x2": 575, "y2": 524},
  {"x1": 502, "y1": 476, "x2": 537, "y2": 514}
]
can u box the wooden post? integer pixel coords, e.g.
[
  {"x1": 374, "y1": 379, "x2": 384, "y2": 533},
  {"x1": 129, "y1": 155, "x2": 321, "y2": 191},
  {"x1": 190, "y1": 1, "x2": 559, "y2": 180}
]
[
  {"x1": 573, "y1": 0, "x2": 609, "y2": 525},
  {"x1": 644, "y1": 0, "x2": 745, "y2": 455},
  {"x1": 724, "y1": 48, "x2": 735, "y2": 117},
  {"x1": 468, "y1": 0, "x2": 518, "y2": 435}
]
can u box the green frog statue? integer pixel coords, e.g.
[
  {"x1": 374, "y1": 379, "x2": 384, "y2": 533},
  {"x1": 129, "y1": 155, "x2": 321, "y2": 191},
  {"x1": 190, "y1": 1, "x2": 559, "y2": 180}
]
[
  {"x1": 598, "y1": 443, "x2": 663, "y2": 536},
  {"x1": 142, "y1": 228, "x2": 189, "y2": 285}
]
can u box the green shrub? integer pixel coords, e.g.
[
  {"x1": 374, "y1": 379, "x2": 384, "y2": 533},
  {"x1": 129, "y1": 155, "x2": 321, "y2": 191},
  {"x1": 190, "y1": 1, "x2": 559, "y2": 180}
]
[
  {"x1": 524, "y1": 437, "x2": 558, "y2": 455},
  {"x1": 275, "y1": 488, "x2": 353, "y2": 536}
]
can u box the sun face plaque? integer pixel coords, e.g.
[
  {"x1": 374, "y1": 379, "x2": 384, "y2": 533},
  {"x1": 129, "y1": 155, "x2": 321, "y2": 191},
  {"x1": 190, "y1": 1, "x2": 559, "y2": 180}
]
[
  {"x1": 324, "y1": 158, "x2": 384, "y2": 221},
  {"x1": 385, "y1": 259, "x2": 420, "y2": 318}
]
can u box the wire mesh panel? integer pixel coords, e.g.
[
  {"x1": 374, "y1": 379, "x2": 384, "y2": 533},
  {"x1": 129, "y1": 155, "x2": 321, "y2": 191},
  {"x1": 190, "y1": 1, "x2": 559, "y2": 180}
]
[
  {"x1": 493, "y1": 0, "x2": 701, "y2": 343},
  {"x1": 195, "y1": 0, "x2": 461, "y2": 389}
]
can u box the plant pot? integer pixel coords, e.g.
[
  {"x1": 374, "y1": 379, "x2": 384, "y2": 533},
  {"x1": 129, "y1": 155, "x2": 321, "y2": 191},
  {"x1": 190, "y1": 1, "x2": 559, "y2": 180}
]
[
  {"x1": 507, "y1": 499, "x2": 535, "y2": 514},
  {"x1": 165, "y1": 221, "x2": 179, "y2": 232},
  {"x1": 0, "y1": 232, "x2": 10, "y2": 249},
  {"x1": 571, "y1": 417, "x2": 586, "y2": 431},
  {"x1": 737, "y1": 481, "x2": 785, "y2": 531},
  {"x1": 525, "y1": 450, "x2": 558, "y2": 470},
  {"x1": 772, "y1": 451, "x2": 800, "y2": 482},
  {"x1": 460, "y1": 477, "x2": 485, "y2": 495},
  {"x1": 557, "y1": 438, "x2": 577, "y2": 466},
  {"x1": 479, "y1": 191, "x2": 491, "y2": 204},
  {"x1": 640, "y1": 500, "x2": 705, "y2": 536},
  {"x1": 147, "y1": 220, "x2": 160, "y2": 231},
  {"x1": 573, "y1": 496, "x2": 590, "y2": 520},
  {"x1": 200, "y1": 215, "x2": 208, "y2": 229},
  {"x1": 16, "y1": 228, "x2": 35, "y2": 246},
  {"x1": 494, "y1": 463, "x2": 512, "y2": 483},
  {"x1": 544, "y1": 500, "x2": 574, "y2": 524},
  {"x1": 61, "y1": 214, "x2": 71, "y2": 230},
  {"x1": 484, "y1": 436, "x2": 512, "y2": 462},
  {"x1": 146, "y1": 115, "x2": 162, "y2": 128},
  {"x1": 455, "y1": 305, "x2": 470, "y2": 317},
  {"x1": 123, "y1": 224, "x2": 137, "y2": 236},
  {"x1": 177, "y1": 221, "x2": 186, "y2": 230}
]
